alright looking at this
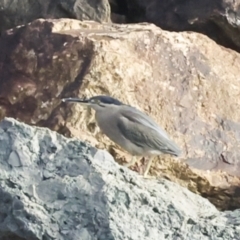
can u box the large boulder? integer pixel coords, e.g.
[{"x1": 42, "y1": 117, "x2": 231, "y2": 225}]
[
  {"x1": 0, "y1": 0, "x2": 110, "y2": 33},
  {"x1": 0, "y1": 117, "x2": 239, "y2": 240},
  {"x1": 123, "y1": 0, "x2": 240, "y2": 52},
  {"x1": 0, "y1": 18, "x2": 240, "y2": 210}
]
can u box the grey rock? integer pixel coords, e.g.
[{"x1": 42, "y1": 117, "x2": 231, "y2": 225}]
[
  {"x1": 124, "y1": 0, "x2": 240, "y2": 53},
  {"x1": 0, "y1": 117, "x2": 239, "y2": 240},
  {"x1": 0, "y1": 0, "x2": 110, "y2": 33},
  {"x1": 60, "y1": 0, "x2": 110, "y2": 23}
]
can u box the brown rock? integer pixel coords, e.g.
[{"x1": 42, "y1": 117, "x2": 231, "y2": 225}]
[{"x1": 0, "y1": 19, "x2": 240, "y2": 210}]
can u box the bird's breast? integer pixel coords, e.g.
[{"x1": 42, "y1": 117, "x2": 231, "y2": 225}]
[
  {"x1": 94, "y1": 109, "x2": 143, "y2": 155},
  {"x1": 95, "y1": 109, "x2": 120, "y2": 140}
]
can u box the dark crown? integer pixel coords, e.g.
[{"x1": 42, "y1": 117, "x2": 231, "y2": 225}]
[{"x1": 90, "y1": 95, "x2": 123, "y2": 105}]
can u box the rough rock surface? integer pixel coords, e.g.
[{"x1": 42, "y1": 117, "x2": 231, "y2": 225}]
[
  {"x1": 1, "y1": 0, "x2": 240, "y2": 53},
  {"x1": 0, "y1": 117, "x2": 240, "y2": 240},
  {"x1": 0, "y1": 0, "x2": 110, "y2": 33},
  {"x1": 123, "y1": 0, "x2": 240, "y2": 52},
  {"x1": 0, "y1": 19, "x2": 240, "y2": 210}
]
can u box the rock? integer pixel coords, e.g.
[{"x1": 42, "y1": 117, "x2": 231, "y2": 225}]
[
  {"x1": 60, "y1": 0, "x2": 110, "y2": 23},
  {"x1": 0, "y1": 0, "x2": 110, "y2": 33},
  {"x1": 0, "y1": 117, "x2": 239, "y2": 240},
  {"x1": 111, "y1": 13, "x2": 127, "y2": 24},
  {"x1": 124, "y1": 0, "x2": 240, "y2": 52},
  {"x1": 0, "y1": 18, "x2": 240, "y2": 211}
]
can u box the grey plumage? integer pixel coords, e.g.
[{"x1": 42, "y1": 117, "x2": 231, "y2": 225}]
[
  {"x1": 62, "y1": 95, "x2": 181, "y2": 177},
  {"x1": 116, "y1": 107, "x2": 181, "y2": 156}
]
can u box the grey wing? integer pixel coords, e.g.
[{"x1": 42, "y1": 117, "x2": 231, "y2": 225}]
[{"x1": 117, "y1": 108, "x2": 181, "y2": 156}]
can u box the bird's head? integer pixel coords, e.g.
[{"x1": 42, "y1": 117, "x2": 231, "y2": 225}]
[{"x1": 62, "y1": 95, "x2": 123, "y2": 111}]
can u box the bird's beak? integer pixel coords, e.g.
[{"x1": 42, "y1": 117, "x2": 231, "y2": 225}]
[{"x1": 61, "y1": 97, "x2": 90, "y2": 106}]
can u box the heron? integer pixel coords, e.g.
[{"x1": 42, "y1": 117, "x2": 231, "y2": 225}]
[{"x1": 62, "y1": 95, "x2": 181, "y2": 177}]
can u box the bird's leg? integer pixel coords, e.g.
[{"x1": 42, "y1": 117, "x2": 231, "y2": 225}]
[
  {"x1": 143, "y1": 156, "x2": 154, "y2": 178},
  {"x1": 124, "y1": 156, "x2": 138, "y2": 168}
]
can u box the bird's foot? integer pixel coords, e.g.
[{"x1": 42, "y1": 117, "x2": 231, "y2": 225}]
[
  {"x1": 141, "y1": 174, "x2": 156, "y2": 180},
  {"x1": 142, "y1": 157, "x2": 154, "y2": 179}
]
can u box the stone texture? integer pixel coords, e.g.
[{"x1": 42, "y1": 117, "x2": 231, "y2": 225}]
[
  {"x1": 60, "y1": 0, "x2": 110, "y2": 23},
  {"x1": 0, "y1": 0, "x2": 110, "y2": 33},
  {"x1": 1, "y1": 0, "x2": 240, "y2": 53},
  {"x1": 0, "y1": 117, "x2": 240, "y2": 240},
  {"x1": 123, "y1": 0, "x2": 240, "y2": 52},
  {"x1": 0, "y1": 19, "x2": 240, "y2": 210}
]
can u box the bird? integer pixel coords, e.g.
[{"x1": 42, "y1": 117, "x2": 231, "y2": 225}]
[{"x1": 62, "y1": 95, "x2": 181, "y2": 177}]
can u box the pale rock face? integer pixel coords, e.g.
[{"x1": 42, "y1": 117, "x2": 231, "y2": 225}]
[
  {"x1": 0, "y1": 117, "x2": 240, "y2": 240},
  {"x1": 0, "y1": 19, "x2": 240, "y2": 210}
]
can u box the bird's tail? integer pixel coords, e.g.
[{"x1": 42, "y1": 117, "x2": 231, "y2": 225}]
[{"x1": 165, "y1": 140, "x2": 181, "y2": 157}]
